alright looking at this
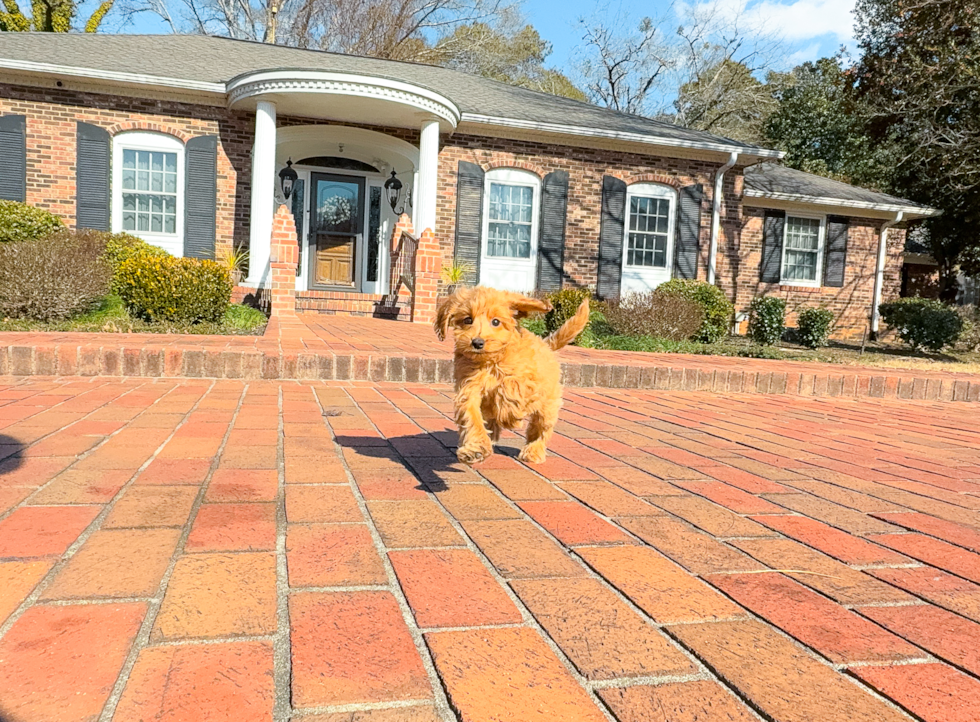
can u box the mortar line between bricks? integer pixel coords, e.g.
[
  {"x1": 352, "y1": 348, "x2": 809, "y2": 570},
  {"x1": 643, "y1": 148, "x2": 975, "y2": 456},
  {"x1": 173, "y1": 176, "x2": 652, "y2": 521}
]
[
  {"x1": 273, "y1": 385, "x2": 292, "y2": 722},
  {"x1": 0, "y1": 377, "x2": 86, "y2": 431},
  {"x1": 585, "y1": 671, "x2": 711, "y2": 690},
  {"x1": 97, "y1": 380, "x2": 246, "y2": 722},
  {"x1": 0, "y1": 380, "x2": 187, "y2": 641},
  {"x1": 290, "y1": 698, "x2": 440, "y2": 716},
  {"x1": 311, "y1": 385, "x2": 456, "y2": 722},
  {"x1": 837, "y1": 656, "x2": 936, "y2": 670},
  {"x1": 0, "y1": 379, "x2": 158, "y2": 523}
]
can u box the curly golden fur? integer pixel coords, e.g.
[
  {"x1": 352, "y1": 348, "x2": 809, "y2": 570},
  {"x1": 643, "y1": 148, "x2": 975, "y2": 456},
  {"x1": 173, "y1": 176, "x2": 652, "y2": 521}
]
[{"x1": 434, "y1": 286, "x2": 590, "y2": 465}]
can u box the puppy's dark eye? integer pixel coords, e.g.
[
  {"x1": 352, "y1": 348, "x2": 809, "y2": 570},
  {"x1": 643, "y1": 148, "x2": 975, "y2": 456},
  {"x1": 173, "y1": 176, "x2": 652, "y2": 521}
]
[
  {"x1": 491, "y1": 318, "x2": 501, "y2": 327},
  {"x1": 463, "y1": 317, "x2": 473, "y2": 325}
]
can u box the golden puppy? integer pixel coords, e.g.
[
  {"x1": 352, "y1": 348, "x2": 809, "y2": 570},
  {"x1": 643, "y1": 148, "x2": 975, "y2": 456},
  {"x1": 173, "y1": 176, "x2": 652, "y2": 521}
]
[{"x1": 435, "y1": 286, "x2": 590, "y2": 465}]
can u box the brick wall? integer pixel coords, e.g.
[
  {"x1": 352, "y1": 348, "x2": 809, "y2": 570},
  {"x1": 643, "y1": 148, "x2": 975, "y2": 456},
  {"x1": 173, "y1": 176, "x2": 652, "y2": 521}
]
[
  {"x1": 732, "y1": 208, "x2": 906, "y2": 339},
  {"x1": 436, "y1": 133, "x2": 730, "y2": 289},
  {"x1": 0, "y1": 82, "x2": 253, "y2": 261}
]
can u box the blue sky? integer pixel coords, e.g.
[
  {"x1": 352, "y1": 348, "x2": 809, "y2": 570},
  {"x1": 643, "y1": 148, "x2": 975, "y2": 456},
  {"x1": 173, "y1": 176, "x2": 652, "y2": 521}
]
[
  {"x1": 93, "y1": 0, "x2": 858, "y2": 71},
  {"x1": 524, "y1": 0, "x2": 859, "y2": 72}
]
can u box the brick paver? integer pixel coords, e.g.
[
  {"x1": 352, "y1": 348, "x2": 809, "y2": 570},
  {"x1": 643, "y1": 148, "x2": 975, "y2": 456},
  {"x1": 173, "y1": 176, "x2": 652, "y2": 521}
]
[{"x1": 1, "y1": 376, "x2": 979, "y2": 721}]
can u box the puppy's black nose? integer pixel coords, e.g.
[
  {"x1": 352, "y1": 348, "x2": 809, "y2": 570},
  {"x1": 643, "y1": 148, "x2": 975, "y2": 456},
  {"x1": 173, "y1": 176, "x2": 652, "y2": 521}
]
[{"x1": 471, "y1": 337, "x2": 485, "y2": 350}]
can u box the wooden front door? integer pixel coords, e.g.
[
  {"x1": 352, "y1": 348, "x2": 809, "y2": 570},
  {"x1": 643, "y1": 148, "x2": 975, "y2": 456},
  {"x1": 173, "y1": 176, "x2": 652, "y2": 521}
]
[{"x1": 311, "y1": 173, "x2": 363, "y2": 288}]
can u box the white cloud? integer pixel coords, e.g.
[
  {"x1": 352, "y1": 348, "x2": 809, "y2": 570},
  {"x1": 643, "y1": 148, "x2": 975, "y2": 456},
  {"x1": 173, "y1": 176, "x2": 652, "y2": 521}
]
[
  {"x1": 744, "y1": 0, "x2": 856, "y2": 43},
  {"x1": 681, "y1": 0, "x2": 857, "y2": 44}
]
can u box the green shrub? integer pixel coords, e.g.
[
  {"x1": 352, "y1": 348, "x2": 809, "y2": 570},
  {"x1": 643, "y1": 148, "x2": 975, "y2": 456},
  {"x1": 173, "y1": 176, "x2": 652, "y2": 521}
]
[
  {"x1": 603, "y1": 291, "x2": 704, "y2": 341},
  {"x1": 796, "y1": 307, "x2": 835, "y2": 349},
  {"x1": 117, "y1": 254, "x2": 232, "y2": 323},
  {"x1": 520, "y1": 316, "x2": 547, "y2": 336},
  {"x1": 0, "y1": 200, "x2": 63, "y2": 243},
  {"x1": 100, "y1": 233, "x2": 170, "y2": 291},
  {"x1": 878, "y1": 297, "x2": 964, "y2": 352},
  {"x1": 957, "y1": 305, "x2": 980, "y2": 352},
  {"x1": 543, "y1": 288, "x2": 591, "y2": 333},
  {"x1": 0, "y1": 230, "x2": 110, "y2": 320},
  {"x1": 748, "y1": 296, "x2": 787, "y2": 346},
  {"x1": 655, "y1": 279, "x2": 734, "y2": 343}
]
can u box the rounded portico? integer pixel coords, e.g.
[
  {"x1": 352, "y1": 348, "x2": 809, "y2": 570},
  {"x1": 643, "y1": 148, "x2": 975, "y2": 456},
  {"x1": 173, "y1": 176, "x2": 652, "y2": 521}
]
[{"x1": 227, "y1": 69, "x2": 459, "y2": 289}]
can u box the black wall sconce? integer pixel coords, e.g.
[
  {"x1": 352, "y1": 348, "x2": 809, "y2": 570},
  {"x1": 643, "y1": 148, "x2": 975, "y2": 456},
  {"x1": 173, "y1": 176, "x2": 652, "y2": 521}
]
[{"x1": 278, "y1": 159, "x2": 298, "y2": 200}]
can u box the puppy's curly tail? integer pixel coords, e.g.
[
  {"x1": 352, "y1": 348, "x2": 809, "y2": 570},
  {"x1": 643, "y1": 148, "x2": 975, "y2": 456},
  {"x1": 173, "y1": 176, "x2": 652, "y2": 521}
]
[{"x1": 545, "y1": 298, "x2": 590, "y2": 351}]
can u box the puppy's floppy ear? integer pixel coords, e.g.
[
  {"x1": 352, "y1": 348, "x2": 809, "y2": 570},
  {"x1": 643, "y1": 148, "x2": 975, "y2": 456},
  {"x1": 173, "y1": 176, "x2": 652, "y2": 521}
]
[
  {"x1": 434, "y1": 289, "x2": 467, "y2": 341},
  {"x1": 508, "y1": 293, "x2": 552, "y2": 320}
]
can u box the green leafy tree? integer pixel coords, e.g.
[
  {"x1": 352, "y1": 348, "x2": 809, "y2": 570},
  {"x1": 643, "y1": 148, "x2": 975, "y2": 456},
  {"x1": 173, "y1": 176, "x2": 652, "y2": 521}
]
[
  {"x1": 1, "y1": 0, "x2": 114, "y2": 31},
  {"x1": 675, "y1": 59, "x2": 779, "y2": 145},
  {"x1": 854, "y1": 0, "x2": 980, "y2": 300},
  {"x1": 764, "y1": 56, "x2": 888, "y2": 188},
  {"x1": 427, "y1": 23, "x2": 585, "y2": 100}
]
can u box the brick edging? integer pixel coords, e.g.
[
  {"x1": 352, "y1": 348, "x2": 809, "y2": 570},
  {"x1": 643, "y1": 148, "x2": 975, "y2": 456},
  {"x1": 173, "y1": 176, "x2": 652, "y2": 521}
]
[{"x1": 1, "y1": 344, "x2": 978, "y2": 402}]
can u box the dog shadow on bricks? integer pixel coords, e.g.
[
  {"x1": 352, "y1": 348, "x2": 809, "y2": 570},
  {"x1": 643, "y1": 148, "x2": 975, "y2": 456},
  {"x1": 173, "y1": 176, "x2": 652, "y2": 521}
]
[
  {"x1": 0, "y1": 434, "x2": 26, "y2": 476},
  {"x1": 333, "y1": 431, "x2": 522, "y2": 493}
]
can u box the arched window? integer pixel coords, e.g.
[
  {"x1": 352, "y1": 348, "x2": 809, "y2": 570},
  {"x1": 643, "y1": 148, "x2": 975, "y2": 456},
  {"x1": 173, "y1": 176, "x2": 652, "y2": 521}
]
[{"x1": 111, "y1": 132, "x2": 185, "y2": 256}]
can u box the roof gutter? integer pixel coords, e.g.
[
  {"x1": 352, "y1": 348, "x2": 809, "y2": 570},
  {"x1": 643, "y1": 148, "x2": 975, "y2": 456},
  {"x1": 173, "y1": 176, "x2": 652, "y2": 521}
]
[
  {"x1": 707, "y1": 152, "x2": 738, "y2": 285},
  {"x1": 871, "y1": 211, "x2": 904, "y2": 337}
]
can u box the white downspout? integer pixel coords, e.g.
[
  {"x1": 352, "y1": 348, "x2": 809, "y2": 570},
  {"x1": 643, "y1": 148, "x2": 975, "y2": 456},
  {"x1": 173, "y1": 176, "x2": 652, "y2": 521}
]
[
  {"x1": 871, "y1": 211, "x2": 904, "y2": 337},
  {"x1": 707, "y1": 152, "x2": 738, "y2": 285}
]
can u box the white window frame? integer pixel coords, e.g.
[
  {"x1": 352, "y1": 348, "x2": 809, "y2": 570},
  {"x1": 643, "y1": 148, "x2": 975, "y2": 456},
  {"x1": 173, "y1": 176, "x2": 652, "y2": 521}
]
[
  {"x1": 623, "y1": 183, "x2": 677, "y2": 271},
  {"x1": 481, "y1": 168, "x2": 540, "y2": 264},
  {"x1": 111, "y1": 131, "x2": 185, "y2": 257},
  {"x1": 779, "y1": 213, "x2": 825, "y2": 288}
]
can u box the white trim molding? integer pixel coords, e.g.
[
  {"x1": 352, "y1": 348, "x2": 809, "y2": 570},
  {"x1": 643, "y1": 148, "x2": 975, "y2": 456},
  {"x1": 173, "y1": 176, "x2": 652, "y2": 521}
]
[
  {"x1": 460, "y1": 113, "x2": 785, "y2": 160},
  {"x1": 744, "y1": 188, "x2": 938, "y2": 218},
  {"x1": 0, "y1": 58, "x2": 226, "y2": 95},
  {"x1": 227, "y1": 70, "x2": 460, "y2": 128}
]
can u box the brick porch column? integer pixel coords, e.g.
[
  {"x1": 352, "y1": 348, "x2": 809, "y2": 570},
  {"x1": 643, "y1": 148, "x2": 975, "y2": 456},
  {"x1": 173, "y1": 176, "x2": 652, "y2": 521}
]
[
  {"x1": 269, "y1": 204, "x2": 298, "y2": 317},
  {"x1": 412, "y1": 227, "x2": 441, "y2": 324}
]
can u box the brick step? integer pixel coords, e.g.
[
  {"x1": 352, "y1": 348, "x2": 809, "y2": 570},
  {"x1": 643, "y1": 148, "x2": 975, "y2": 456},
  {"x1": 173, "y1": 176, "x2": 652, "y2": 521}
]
[{"x1": 2, "y1": 344, "x2": 978, "y2": 401}]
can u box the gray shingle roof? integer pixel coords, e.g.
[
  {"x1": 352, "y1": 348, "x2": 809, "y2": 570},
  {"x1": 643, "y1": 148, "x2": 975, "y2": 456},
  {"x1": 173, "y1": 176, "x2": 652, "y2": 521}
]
[
  {"x1": 0, "y1": 33, "x2": 777, "y2": 155},
  {"x1": 744, "y1": 163, "x2": 936, "y2": 215}
]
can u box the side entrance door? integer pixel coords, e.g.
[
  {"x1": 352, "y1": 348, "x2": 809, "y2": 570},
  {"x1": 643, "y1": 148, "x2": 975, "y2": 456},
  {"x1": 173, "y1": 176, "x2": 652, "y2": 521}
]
[{"x1": 311, "y1": 172, "x2": 363, "y2": 288}]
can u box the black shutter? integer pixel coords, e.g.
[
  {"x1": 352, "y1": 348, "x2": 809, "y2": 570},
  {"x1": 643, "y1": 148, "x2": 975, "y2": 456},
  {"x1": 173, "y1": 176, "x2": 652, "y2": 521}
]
[
  {"x1": 184, "y1": 135, "x2": 218, "y2": 260},
  {"x1": 597, "y1": 175, "x2": 627, "y2": 300},
  {"x1": 823, "y1": 215, "x2": 848, "y2": 287},
  {"x1": 76, "y1": 122, "x2": 110, "y2": 231},
  {"x1": 760, "y1": 209, "x2": 786, "y2": 283},
  {"x1": 454, "y1": 161, "x2": 484, "y2": 286},
  {"x1": 536, "y1": 170, "x2": 569, "y2": 292},
  {"x1": 673, "y1": 183, "x2": 704, "y2": 279},
  {"x1": 0, "y1": 114, "x2": 27, "y2": 202}
]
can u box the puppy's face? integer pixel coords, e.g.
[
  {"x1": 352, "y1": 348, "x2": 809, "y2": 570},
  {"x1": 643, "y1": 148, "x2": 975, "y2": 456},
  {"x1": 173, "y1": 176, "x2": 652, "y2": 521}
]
[{"x1": 435, "y1": 287, "x2": 551, "y2": 359}]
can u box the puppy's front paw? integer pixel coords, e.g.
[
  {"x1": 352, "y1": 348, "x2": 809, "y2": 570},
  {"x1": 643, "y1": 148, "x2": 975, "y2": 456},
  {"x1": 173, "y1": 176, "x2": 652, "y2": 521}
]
[
  {"x1": 457, "y1": 440, "x2": 492, "y2": 466},
  {"x1": 518, "y1": 443, "x2": 547, "y2": 464}
]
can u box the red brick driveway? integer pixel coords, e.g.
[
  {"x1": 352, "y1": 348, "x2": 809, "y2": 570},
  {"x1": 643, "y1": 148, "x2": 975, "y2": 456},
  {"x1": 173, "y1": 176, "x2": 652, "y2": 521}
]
[{"x1": 1, "y1": 377, "x2": 979, "y2": 722}]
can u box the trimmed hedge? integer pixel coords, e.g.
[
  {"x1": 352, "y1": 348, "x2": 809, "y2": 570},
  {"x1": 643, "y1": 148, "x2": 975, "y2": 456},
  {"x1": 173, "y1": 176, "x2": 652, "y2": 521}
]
[
  {"x1": 0, "y1": 200, "x2": 63, "y2": 243},
  {"x1": 100, "y1": 232, "x2": 170, "y2": 292},
  {"x1": 796, "y1": 307, "x2": 835, "y2": 349},
  {"x1": 879, "y1": 297, "x2": 963, "y2": 352},
  {"x1": 117, "y1": 254, "x2": 232, "y2": 323},
  {"x1": 748, "y1": 296, "x2": 787, "y2": 346},
  {"x1": 655, "y1": 279, "x2": 733, "y2": 343},
  {"x1": 0, "y1": 230, "x2": 110, "y2": 320}
]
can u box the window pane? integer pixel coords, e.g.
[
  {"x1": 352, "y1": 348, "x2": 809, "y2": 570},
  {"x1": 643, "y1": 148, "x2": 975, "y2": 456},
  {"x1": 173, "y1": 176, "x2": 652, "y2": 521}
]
[
  {"x1": 137, "y1": 171, "x2": 149, "y2": 191},
  {"x1": 122, "y1": 193, "x2": 136, "y2": 212},
  {"x1": 123, "y1": 149, "x2": 136, "y2": 170},
  {"x1": 122, "y1": 169, "x2": 136, "y2": 190},
  {"x1": 150, "y1": 214, "x2": 162, "y2": 233},
  {"x1": 137, "y1": 151, "x2": 149, "y2": 171},
  {"x1": 122, "y1": 212, "x2": 136, "y2": 230},
  {"x1": 151, "y1": 152, "x2": 163, "y2": 172},
  {"x1": 164, "y1": 173, "x2": 177, "y2": 193},
  {"x1": 164, "y1": 215, "x2": 176, "y2": 234},
  {"x1": 151, "y1": 171, "x2": 163, "y2": 192},
  {"x1": 625, "y1": 193, "x2": 671, "y2": 268},
  {"x1": 137, "y1": 213, "x2": 149, "y2": 231},
  {"x1": 165, "y1": 154, "x2": 177, "y2": 174}
]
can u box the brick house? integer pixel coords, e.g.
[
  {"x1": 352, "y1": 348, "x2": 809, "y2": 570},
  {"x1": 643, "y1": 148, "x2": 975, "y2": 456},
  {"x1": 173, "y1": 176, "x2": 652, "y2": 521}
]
[{"x1": 0, "y1": 34, "x2": 936, "y2": 338}]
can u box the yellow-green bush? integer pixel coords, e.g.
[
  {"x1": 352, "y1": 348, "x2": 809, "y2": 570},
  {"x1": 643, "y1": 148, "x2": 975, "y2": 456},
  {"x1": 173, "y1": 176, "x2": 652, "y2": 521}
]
[
  {"x1": 117, "y1": 254, "x2": 232, "y2": 323},
  {"x1": 100, "y1": 233, "x2": 170, "y2": 292},
  {"x1": 0, "y1": 200, "x2": 63, "y2": 243}
]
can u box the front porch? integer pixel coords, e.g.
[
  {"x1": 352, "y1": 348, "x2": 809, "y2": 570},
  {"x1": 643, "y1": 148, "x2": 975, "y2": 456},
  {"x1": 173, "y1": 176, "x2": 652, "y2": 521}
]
[{"x1": 230, "y1": 69, "x2": 453, "y2": 306}]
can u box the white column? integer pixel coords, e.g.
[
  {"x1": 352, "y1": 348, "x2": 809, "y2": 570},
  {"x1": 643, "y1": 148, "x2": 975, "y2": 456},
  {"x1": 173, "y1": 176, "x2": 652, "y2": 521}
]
[
  {"x1": 416, "y1": 119, "x2": 440, "y2": 233},
  {"x1": 245, "y1": 100, "x2": 277, "y2": 286}
]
